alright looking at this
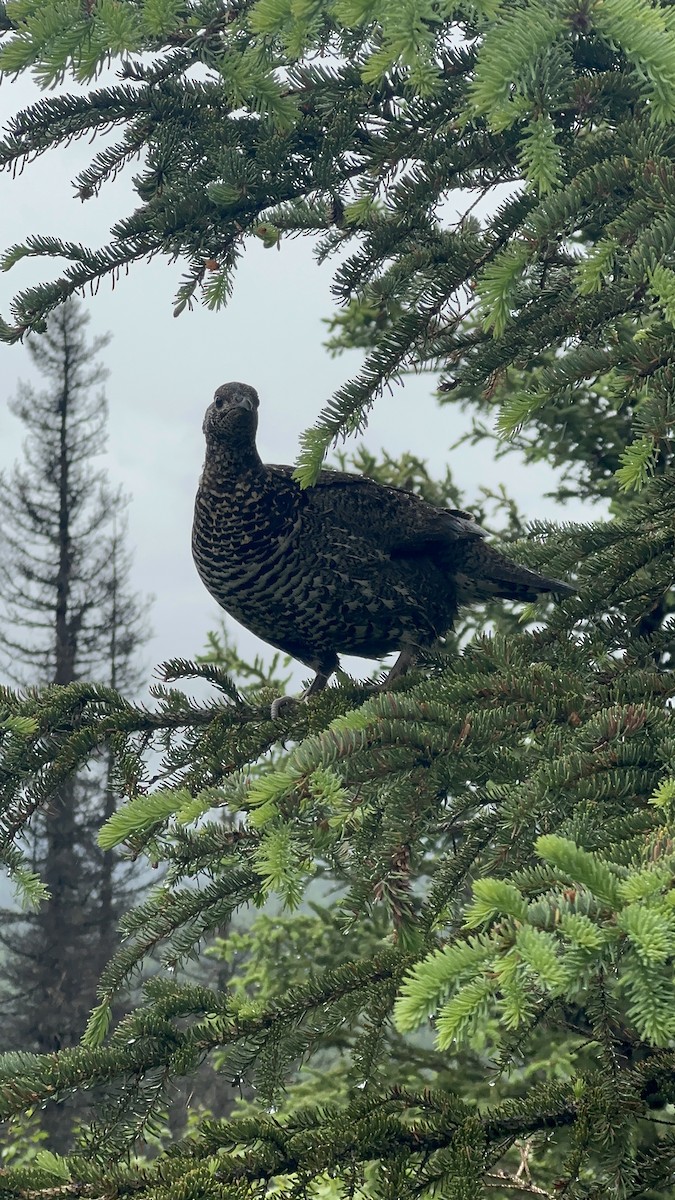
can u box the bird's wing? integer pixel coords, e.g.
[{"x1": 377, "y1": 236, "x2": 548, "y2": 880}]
[{"x1": 267, "y1": 464, "x2": 486, "y2": 550}]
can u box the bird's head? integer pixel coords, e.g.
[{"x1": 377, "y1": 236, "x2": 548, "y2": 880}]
[{"x1": 203, "y1": 382, "x2": 260, "y2": 445}]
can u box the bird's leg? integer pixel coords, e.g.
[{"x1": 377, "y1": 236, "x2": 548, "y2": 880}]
[
  {"x1": 379, "y1": 645, "x2": 416, "y2": 687},
  {"x1": 269, "y1": 649, "x2": 415, "y2": 720},
  {"x1": 270, "y1": 670, "x2": 330, "y2": 720},
  {"x1": 301, "y1": 671, "x2": 331, "y2": 700}
]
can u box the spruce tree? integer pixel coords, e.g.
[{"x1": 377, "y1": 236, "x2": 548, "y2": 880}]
[
  {"x1": 1, "y1": 2, "x2": 675, "y2": 1196},
  {"x1": 0, "y1": 298, "x2": 148, "y2": 1149}
]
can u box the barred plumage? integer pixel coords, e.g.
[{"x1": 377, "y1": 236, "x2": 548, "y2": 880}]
[{"x1": 192, "y1": 383, "x2": 574, "y2": 704}]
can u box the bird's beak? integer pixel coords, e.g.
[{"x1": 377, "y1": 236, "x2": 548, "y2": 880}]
[{"x1": 234, "y1": 395, "x2": 256, "y2": 412}]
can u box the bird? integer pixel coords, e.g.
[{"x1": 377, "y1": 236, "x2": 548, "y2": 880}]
[{"x1": 192, "y1": 382, "x2": 575, "y2": 713}]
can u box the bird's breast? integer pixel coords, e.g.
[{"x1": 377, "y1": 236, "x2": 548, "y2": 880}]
[{"x1": 192, "y1": 485, "x2": 304, "y2": 608}]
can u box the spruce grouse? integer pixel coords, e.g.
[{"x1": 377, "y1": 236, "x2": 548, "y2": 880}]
[{"x1": 192, "y1": 383, "x2": 574, "y2": 708}]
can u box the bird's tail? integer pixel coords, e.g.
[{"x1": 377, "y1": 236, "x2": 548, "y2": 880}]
[{"x1": 453, "y1": 541, "x2": 576, "y2": 605}]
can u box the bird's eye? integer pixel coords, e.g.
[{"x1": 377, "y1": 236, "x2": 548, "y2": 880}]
[{"x1": 214, "y1": 394, "x2": 224, "y2": 410}]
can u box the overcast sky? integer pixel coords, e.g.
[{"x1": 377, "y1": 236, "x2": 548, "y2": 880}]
[{"x1": 0, "y1": 72, "x2": 597, "y2": 690}]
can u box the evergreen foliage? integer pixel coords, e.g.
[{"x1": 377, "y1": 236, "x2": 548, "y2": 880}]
[
  {"x1": 0, "y1": 0, "x2": 671, "y2": 482},
  {"x1": 1, "y1": 1, "x2": 675, "y2": 1196},
  {"x1": 0, "y1": 298, "x2": 149, "y2": 1150}
]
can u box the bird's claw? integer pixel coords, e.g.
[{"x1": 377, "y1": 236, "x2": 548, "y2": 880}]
[
  {"x1": 270, "y1": 694, "x2": 300, "y2": 720},
  {"x1": 270, "y1": 671, "x2": 330, "y2": 719}
]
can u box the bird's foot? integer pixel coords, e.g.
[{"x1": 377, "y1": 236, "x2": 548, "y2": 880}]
[
  {"x1": 269, "y1": 652, "x2": 416, "y2": 718},
  {"x1": 269, "y1": 671, "x2": 331, "y2": 719},
  {"x1": 270, "y1": 694, "x2": 299, "y2": 720}
]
